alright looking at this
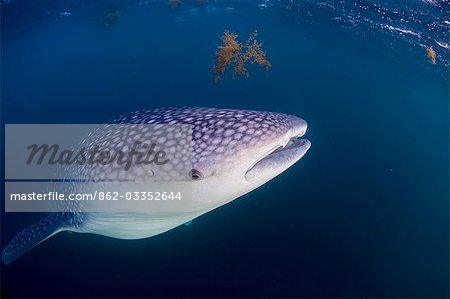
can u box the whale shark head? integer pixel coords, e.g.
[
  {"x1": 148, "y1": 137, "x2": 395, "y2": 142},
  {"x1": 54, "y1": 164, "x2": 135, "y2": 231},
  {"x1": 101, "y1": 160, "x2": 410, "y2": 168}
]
[{"x1": 119, "y1": 107, "x2": 311, "y2": 211}]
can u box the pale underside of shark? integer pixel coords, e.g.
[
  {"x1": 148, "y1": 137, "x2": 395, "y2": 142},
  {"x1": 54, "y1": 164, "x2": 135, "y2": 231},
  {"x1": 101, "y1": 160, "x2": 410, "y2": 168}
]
[{"x1": 2, "y1": 107, "x2": 311, "y2": 264}]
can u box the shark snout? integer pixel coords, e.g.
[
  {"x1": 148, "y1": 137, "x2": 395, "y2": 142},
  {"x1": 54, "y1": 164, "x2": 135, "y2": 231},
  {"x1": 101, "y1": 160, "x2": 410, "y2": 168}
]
[
  {"x1": 287, "y1": 115, "x2": 308, "y2": 139},
  {"x1": 276, "y1": 114, "x2": 308, "y2": 148},
  {"x1": 244, "y1": 113, "x2": 310, "y2": 182}
]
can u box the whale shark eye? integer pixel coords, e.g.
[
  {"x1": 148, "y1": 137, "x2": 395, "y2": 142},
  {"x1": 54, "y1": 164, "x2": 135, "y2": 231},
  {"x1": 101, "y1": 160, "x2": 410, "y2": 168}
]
[{"x1": 189, "y1": 169, "x2": 202, "y2": 181}]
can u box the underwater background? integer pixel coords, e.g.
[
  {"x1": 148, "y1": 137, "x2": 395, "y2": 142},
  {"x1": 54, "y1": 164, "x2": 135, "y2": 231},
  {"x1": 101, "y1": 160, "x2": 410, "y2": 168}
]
[{"x1": 1, "y1": 0, "x2": 449, "y2": 298}]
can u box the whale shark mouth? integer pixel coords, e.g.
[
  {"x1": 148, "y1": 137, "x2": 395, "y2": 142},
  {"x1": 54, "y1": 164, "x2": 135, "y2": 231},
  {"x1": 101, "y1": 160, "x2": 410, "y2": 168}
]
[
  {"x1": 269, "y1": 136, "x2": 310, "y2": 158},
  {"x1": 244, "y1": 135, "x2": 311, "y2": 182}
]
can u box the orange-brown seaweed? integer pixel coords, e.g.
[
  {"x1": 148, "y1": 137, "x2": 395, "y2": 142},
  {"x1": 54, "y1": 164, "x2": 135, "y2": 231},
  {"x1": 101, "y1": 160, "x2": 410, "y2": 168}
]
[
  {"x1": 214, "y1": 31, "x2": 242, "y2": 81},
  {"x1": 427, "y1": 46, "x2": 436, "y2": 64},
  {"x1": 214, "y1": 30, "x2": 271, "y2": 82}
]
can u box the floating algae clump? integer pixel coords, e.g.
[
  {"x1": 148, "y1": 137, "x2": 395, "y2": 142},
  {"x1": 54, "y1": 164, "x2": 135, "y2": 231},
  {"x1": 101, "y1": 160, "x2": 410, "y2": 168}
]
[
  {"x1": 427, "y1": 46, "x2": 436, "y2": 64},
  {"x1": 214, "y1": 30, "x2": 271, "y2": 82},
  {"x1": 214, "y1": 31, "x2": 242, "y2": 81}
]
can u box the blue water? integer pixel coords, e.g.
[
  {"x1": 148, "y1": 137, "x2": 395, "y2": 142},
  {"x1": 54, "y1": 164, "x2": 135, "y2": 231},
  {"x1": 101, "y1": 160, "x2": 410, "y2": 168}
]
[{"x1": 1, "y1": 0, "x2": 449, "y2": 298}]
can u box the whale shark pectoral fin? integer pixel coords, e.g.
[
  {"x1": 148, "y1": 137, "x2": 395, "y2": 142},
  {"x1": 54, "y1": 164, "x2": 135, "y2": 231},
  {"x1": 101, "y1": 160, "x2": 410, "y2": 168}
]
[{"x1": 2, "y1": 213, "x2": 70, "y2": 265}]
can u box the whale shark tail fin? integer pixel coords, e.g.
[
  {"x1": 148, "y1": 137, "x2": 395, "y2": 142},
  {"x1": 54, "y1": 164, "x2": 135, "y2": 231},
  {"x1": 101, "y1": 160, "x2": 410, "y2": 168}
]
[{"x1": 2, "y1": 213, "x2": 70, "y2": 265}]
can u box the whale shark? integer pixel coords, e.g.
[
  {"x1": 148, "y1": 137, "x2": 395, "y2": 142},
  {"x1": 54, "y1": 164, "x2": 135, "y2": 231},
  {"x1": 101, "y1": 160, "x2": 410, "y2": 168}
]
[{"x1": 2, "y1": 107, "x2": 311, "y2": 264}]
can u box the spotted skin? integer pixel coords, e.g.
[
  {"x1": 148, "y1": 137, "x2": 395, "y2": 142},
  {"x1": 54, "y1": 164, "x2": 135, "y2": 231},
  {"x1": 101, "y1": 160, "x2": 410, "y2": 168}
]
[{"x1": 115, "y1": 107, "x2": 300, "y2": 167}]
